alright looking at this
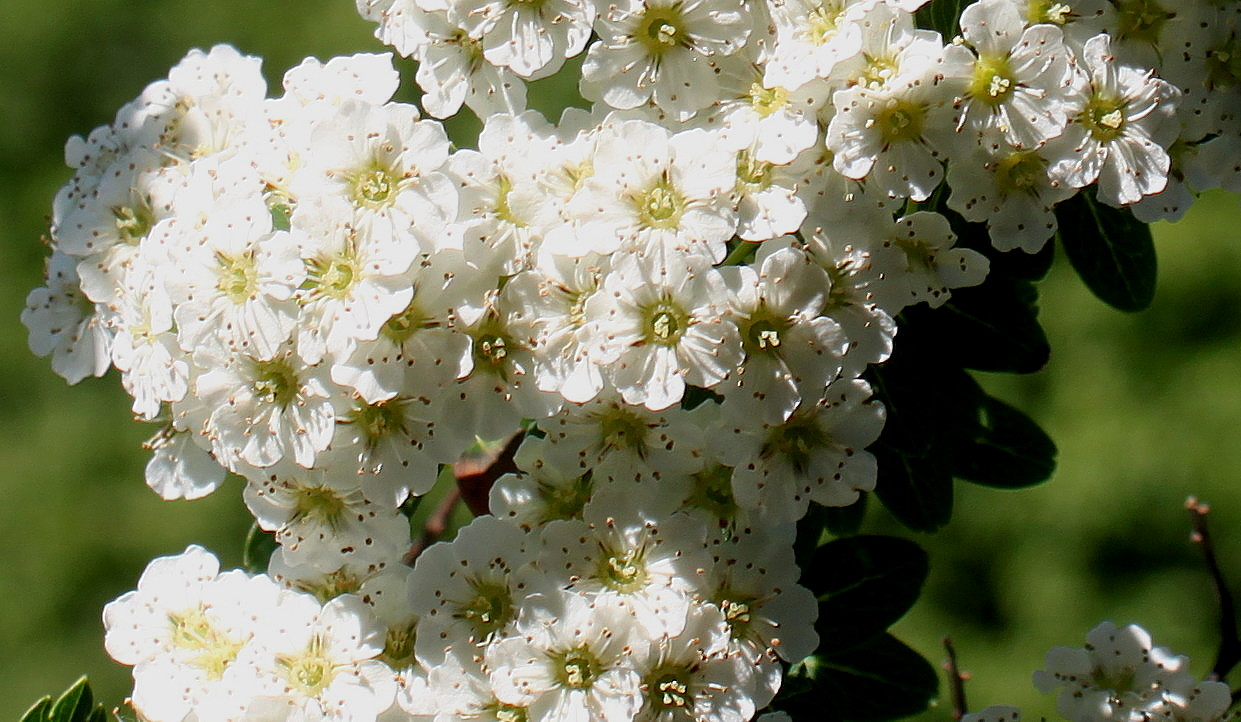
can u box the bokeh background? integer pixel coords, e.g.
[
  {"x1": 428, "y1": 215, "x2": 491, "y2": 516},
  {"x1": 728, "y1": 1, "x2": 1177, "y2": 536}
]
[{"x1": 1, "y1": 2, "x2": 1239, "y2": 719}]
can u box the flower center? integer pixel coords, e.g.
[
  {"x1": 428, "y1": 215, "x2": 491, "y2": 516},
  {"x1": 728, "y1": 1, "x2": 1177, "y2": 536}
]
[
  {"x1": 1083, "y1": 95, "x2": 1128, "y2": 143},
  {"x1": 741, "y1": 307, "x2": 789, "y2": 355},
  {"x1": 643, "y1": 301, "x2": 689, "y2": 346},
  {"x1": 167, "y1": 607, "x2": 244, "y2": 680},
  {"x1": 969, "y1": 54, "x2": 1015, "y2": 105},
  {"x1": 804, "y1": 3, "x2": 846, "y2": 46},
  {"x1": 537, "y1": 473, "x2": 594, "y2": 523},
  {"x1": 251, "y1": 357, "x2": 299, "y2": 408},
  {"x1": 1027, "y1": 0, "x2": 1073, "y2": 25},
  {"x1": 648, "y1": 671, "x2": 692, "y2": 711},
  {"x1": 735, "y1": 151, "x2": 773, "y2": 192},
  {"x1": 291, "y1": 485, "x2": 350, "y2": 530},
  {"x1": 454, "y1": 578, "x2": 514, "y2": 639},
  {"x1": 876, "y1": 100, "x2": 925, "y2": 144},
  {"x1": 381, "y1": 621, "x2": 417, "y2": 668},
  {"x1": 639, "y1": 8, "x2": 685, "y2": 54},
  {"x1": 994, "y1": 150, "x2": 1046, "y2": 194},
  {"x1": 351, "y1": 166, "x2": 397, "y2": 208},
  {"x1": 635, "y1": 177, "x2": 686, "y2": 230},
  {"x1": 381, "y1": 297, "x2": 433, "y2": 345},
  {"x1": 215, "y1": 250, "x2": 259, "y2": 303},
  {"x1": 113, "y1": 204, "x2": 153, "y2": 243},
  {"x1": 1113, "y1": 0, "x2": 1173, "y2": 46},
  {"x1": 278, "y1": 635, "x2": 336, "y2": 697},
  {"x1": 749, "y1": 82, "x2": 789, "y2": 118},
  {"x1": 686, "y1": 463, "x2": 738, "y2": 521},
  {"x1": 308, "y1": 253, "x2": 359, "y2": 300},
  {"x1": 1206, "y1": 41, "x2": 1241, "y2": 91},
  {"x1": 596, "y1": 406, "x2": 650, "y2": 453},
  {"x1": 553, "y1": 647, "x2": 602, "y2": 690},
  {"x1": 342, "y1": 396, "x2": 410, "y2": 452},
  {"x1": 599, "y1": 546, "x2": 648, "y2": 592},
  {"x1": 762, "y1": 414, "x2": 831, "y2": 475}
]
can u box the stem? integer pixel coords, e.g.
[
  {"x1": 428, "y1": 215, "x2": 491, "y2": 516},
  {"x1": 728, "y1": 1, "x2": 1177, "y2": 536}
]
[
  {"x1": 403, "y1": 486, "x2": 462, "y2": 565},
  {"x1": 943, "y1": 637, "x2": 969, "y2": 721},
  {"x1": 722, "y1": 240, "x2": 759, "y2": 266},
  {"x1": 1187, "y1": 496, "x2": 1241, "y2": 679}
]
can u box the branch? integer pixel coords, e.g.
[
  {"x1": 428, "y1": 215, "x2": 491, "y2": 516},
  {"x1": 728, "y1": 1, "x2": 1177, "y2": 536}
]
[
  {"x1": 943, "y1": 636, "x2": 969, "y2": 721},
  {"x1": 1187, "y1": 497, "x2": 1241, "y2": 679},
  {"x1": 403, "y1": 486, "x2": 461, "y2": 565}
]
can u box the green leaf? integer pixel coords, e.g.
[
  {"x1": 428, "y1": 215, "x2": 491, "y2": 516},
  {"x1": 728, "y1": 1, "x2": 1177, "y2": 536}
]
[
  {"x1": 1056, "y1": 191, "x2": 1157, "y2": 312},
  {"x1": 914, "y1": 0, "x2": 968, "y2": 37},
  {"x1": 902, "y1": 278, "x2": 1050, "y2": 374},
  {"x1": 822, "y1": 493, "x2": 868, "y2": 538},
  {"x1": 872, "y1": 445, "x2": 954, "y2": 533},
  {"x1": 809, "y1": 536, "x2": 929, "y2": 650},
  {"x1": 794, "y1": 502, "x2": 831, "y2": 572},
  {"x1": 243, "y1": 521, "x2": 277, "y2": 574},
  {"x1": 953, "y1": 394, "x2": 1057, "y2": 488},
  {"x1": 781, "y1": 635, "x2": 939, "y2": 721},
  {"x1": 21, "y1": 677, "x2": 108, "y2": 722}
]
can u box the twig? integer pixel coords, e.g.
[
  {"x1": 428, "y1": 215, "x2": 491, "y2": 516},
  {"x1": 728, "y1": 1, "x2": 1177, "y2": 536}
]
[
  {"x1": 403, "y1": 486, "x2": 462, "y2": 565},
  {"x1": 943, "y1": 636, "x2": 969, "y2": 721},
  {"x1": 1186, "y1": 497, "x2": 1241, "y2": 679},
  {"x1": 454, "y1": 430, "x2": 525, "y2": 516}
]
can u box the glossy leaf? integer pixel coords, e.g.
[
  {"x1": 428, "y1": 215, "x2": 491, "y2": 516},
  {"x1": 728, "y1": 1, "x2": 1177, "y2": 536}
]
[
  {"x1": 953, "y1": 394, "x2": 1057, "y2": 488},
  {"x1": 781, "y1": 635, "x2": 939, "y2": 721},
  {"x1": 1057, "y1": 191, "x2": 1157, "y2": 312},
  {"x1": 915, "y1": 0, "x2": 967, "y2": 37},
  {"x1": 809, "y1": 536, "x2": 929, "y2": 650},
  {"x1": 21, "y1": 678, "x2": 107, "y2": 722},
  {"x1": 243, "y1": 521, "x2": 278, "y2": 574}
]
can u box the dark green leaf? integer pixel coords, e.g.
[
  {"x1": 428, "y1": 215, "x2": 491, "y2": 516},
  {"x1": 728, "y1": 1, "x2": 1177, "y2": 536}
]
[
  {"x1": 22, "y1": 678, "x2": 108, "y2": 722},
  {"x1": 1056, "y1": 191, "x2": 1157, "y2": 312},
  {"x1": 20, "y1": 699, "x2": 53, "y2": 722},
  {"x1": 915, "y1": 0, "x2": 968, "y2": 37},
  {"x1": 953, "y1": 394, "x2": 1057, "y2": 488},
  {"x1": 794, "y1": 502, "x2": 831, "y2": 572},
  {"x1": 243, "y1": 521, "x2": 277, "y2": 574},
  {"x1": 781, "y1": 635, "x2": 939, "y2": 721},
  {"x1": 872, "y1": 445, "x2": 954, "y2": 533},
  {"x1": 809, "y1": 536, "x2": 929, "y2": 650},
  {"x1": 823, "y1": 493, "x2": 868, "y2": 537},
  {"x1": 902, "y1": 279, "x2": 1050, "y2": 374}
]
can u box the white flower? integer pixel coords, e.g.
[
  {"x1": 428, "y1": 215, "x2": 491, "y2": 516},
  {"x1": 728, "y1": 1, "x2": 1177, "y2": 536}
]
[
  {"x1": 633, "y1": 603, "x2": 756, "y2": 722},
  {"x1": 763, "y1": 0, "x2": 873, "y2": 91},
  {"x1": 940, "y1": 0, "x2": 1073, "y2": 150},
  {"x1": 946, "y1": 130, "x2": 1076, "y2": 253},
  {"x1": 187, "y1": 344, "x2": 336, "y2": 470},
  {"x1": 1046, "y1": 33, "x2": 1180, "y2": 207},
  {"x1": 243, "y1": 466, "x2": 412, "y2": 571},
  {"x1": 710, "y1": 377, "x2": 884, "y2": 521},
  {"x1": 584, "y1": 249, "x2": 742, "y2": 411},
  {"x1": 451, "y1": 0, "x2": 594, "y2": 78},
  {"x1": 717, "y1": 244, "x2": 848, "y2": 424},
  {"x1": 580, "y1": 0, "x2": 753, "y2": 116},
  {"x1": 22, "y1": 250, "x2": 113, "y2": 384},
  {"x1": 552, "y1": 119, "x2": 737, "y2": 261},
  {"x1": 1033, "y1": 621, "x2": 1195, "y2": 722},
  {"x1": 536, "y1": 499, "x2": 712, "y2": 636},
  {"x1": 294, "y1": 100, "x2": 458, "y2": 257},
  {"x1": 408, "y1": 515, "x2": 534, "y2": 666},
  {"x1": 826, "y1": 67, "x2": 954, "y2": 201},
  {"x1": 241, "y1": 594, "x2": 397, "y2": 721},
  {"x1": 486, "y1": 592, "x2": 644, "y2": 722}
]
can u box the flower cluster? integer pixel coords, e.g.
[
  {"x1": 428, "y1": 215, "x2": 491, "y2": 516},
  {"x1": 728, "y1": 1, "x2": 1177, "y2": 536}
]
[
  {"x1": 21, "y1": 0, "x2": 1241, "y2": 719},
  {"x1": 965, "y1": 621, "x2": 1233, "y2": 722}
]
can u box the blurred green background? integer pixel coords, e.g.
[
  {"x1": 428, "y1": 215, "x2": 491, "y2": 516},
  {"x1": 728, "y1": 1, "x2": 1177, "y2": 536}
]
[{"x1": 1, "y1": 2, "x2": 1239, "y2": 720}]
